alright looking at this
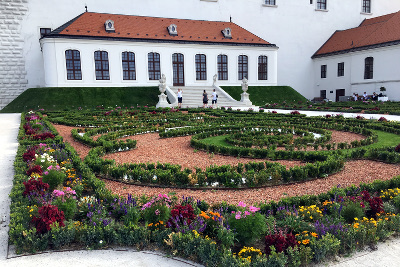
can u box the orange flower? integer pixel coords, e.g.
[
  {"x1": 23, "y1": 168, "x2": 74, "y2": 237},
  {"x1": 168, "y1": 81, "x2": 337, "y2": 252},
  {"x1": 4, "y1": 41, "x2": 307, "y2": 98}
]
[
  {"x1": 199, "y1": 211, "x2": 210, "y2": 220},
  {"x1": 311, "y1": 232, "x2": 318, "y2": 238},
  {"x1": 302, "y1": 239, "x2": 310, "y2": 245}
]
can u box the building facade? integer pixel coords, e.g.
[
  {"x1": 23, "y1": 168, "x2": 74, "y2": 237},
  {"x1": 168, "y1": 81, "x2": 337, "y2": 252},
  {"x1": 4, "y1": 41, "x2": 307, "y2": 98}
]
[
  {"x1": 40, "y1": 12, "x2": 278, "y2": 88},
  {"x1": 312, "y1": 11, "x2": 400, "y2": 101},
  {"x1": 1, "y1": 0, "x2": 400, "y2": 109}
]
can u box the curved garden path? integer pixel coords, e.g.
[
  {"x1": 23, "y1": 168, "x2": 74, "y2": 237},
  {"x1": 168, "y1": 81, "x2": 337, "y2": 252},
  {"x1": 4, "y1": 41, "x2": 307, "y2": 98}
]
[{"x1": 53, "y1": 124, "x2": 400, "y2": 205}]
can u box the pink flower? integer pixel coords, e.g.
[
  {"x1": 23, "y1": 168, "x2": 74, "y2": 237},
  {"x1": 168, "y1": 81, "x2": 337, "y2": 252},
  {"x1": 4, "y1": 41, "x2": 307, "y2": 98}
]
[
  {"x1": 155, "y1": 209, "x2": 160, "y2": 215},
  {"x1": 249, "y1": 206, "x2": 260, "y2": 213},
  {"x1": 44, "y1": 171, "x2": 49, "y2": 175},
  {"x1": 53, "y1": 190, "x2": 65, "y2": 197},
  {"x1": 64, "y1": 187, "x2": 76, "y2": 195},
  {"x1": 244, "y1": 211, "x2": 251, "y2": 216},
  {"x1": 238, "y1": 201, "x2": 246, "y2": 208},
  {"x1": 235, "y1": 214, "x2": 241, "y2": 220},
  {"x1": 39, "y1": 143, "x2": 47, "y2": 148}
]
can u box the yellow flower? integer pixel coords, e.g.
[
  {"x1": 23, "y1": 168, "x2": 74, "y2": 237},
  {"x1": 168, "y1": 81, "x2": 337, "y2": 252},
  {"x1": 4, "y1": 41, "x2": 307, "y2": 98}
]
[
  {"x1": 353, "y1": 223, "x2": 359, "y2": 229},
  {"x1": 302, "y1": 239, "x2": 310, "y2": 245}
]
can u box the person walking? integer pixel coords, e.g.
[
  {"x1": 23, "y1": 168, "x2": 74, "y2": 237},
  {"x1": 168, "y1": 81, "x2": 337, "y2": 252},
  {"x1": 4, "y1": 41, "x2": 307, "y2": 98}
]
[
  {"x1": 202, "y1": 90, "x2": 208, "y2": 108},
  {"x1": 211, "y1": 89, "x2": 218, "y2": 108},
  {"x1": 177, "y1": 88, "x2": 183, "y2": 108}
]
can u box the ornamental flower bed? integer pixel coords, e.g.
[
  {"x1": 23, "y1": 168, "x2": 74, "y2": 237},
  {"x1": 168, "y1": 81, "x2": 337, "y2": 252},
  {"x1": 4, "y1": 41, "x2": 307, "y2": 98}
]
[{"x1": 8, "y1": 109, "x2": 400, "y2": 266}]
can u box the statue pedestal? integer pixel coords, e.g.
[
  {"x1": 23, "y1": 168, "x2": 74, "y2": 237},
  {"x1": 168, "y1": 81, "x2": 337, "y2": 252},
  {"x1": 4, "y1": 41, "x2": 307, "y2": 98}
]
[
  {"x1": 240, "y1": 92, "x2": 252, "y2": 106},
  {"x1": 156, "y1": 93, "x2": 170, "y2": 108}
]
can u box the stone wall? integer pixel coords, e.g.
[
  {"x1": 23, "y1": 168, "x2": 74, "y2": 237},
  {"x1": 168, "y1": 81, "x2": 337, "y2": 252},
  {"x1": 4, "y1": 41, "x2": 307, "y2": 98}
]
[{"x1": 0, "y1": 0, "x2": 28, "y2": 110}]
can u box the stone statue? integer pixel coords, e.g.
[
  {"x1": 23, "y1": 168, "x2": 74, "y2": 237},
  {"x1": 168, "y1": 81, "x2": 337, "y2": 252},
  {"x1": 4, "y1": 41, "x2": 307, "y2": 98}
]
[
  {"x1": 242, "y1": 77, "x2": 248, "y2": 92},
  {"x1": 213, "y1": 74, "x2": 217, "y2": 85},
  {"x1": 159, "y1": 74, "x2": 166, "y2": 94}
]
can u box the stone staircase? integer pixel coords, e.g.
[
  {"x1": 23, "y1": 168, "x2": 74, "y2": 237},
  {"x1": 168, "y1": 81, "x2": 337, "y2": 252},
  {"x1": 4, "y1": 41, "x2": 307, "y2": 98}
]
[{"x1": 169, "y1": 86, "x2": 252, "y2": 108}]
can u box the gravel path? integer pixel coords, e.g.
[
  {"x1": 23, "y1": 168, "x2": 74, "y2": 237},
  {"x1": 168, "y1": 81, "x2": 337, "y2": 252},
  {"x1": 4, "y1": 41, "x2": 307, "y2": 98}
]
[{"x1": 53, "y1": 124, "x2": 400, "y2": 205}]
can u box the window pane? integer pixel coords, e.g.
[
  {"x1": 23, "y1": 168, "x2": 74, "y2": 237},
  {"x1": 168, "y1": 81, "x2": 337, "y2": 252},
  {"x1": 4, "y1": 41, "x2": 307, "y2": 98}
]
[
  {"x1": 65, "y1": 49, "x2": 82, "y2": 80},
  {"x1": 148, "y1": 52, "x2": 161, "y2": 80},
  {"x1": 94, "y1": 51, "x2": 110, "y2": 80}
]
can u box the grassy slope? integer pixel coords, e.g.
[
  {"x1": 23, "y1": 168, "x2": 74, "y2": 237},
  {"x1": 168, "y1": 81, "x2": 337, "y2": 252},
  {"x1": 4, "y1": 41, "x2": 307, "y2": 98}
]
[
  {"x1": 1, "y1": 87, "x2": 159, "y2": 113},
  {"x1": 221, "y1": 86, "x2": 308, "y2": 106}
]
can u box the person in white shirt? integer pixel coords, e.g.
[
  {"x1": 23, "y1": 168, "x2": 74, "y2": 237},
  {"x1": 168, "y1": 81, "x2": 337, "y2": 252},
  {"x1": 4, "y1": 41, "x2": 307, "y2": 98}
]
[
  {"x1": 177, "y1": 88, "x2": 183, "y2": 108},
  {"x1": 211, "y1": 89, "x2": 218, "y2": 108},
  {"x1": 363, "y1": 91, "x2": 368, "y2": 100}
]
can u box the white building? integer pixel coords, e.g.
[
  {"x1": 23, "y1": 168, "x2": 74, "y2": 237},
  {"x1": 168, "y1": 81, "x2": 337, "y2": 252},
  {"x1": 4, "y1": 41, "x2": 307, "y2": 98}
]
[
  {"x1": 40, "y1": 12, "x2": 278, "y2": 88},
  {"x1": 1, "y1": 0, "x2": 400, "y2": 109},
  {"x1": 312, "y1": 10, "x2": 400, "y2": 101}
]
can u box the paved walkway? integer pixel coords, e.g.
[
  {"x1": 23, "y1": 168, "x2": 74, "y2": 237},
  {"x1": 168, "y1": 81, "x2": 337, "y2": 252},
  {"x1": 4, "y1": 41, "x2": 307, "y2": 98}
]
[{"x1": 1, "y1": 111, "x2": 400, "y2": 266}]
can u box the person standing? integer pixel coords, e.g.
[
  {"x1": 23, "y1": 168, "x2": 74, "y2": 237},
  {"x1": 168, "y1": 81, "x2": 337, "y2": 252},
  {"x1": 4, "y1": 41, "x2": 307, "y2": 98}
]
[
  {"x1": 202, "y1": 90, "x2": 208, "y2": 108},
  {"x1": 177, "y1": 88, "x2": 183, "y2": 108},
  {"x1": 211, "y1": 89, "x2": 218, "y2": 108}
]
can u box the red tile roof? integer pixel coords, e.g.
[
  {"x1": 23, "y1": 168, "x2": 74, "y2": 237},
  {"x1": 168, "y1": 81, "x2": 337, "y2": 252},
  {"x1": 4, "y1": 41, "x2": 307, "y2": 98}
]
[
  {"x1": 48, "y1": 12, "x2": 273, "y2": 46},
  {"x1": 313, "y1": 10, "x2": 400, "y2": 58}
]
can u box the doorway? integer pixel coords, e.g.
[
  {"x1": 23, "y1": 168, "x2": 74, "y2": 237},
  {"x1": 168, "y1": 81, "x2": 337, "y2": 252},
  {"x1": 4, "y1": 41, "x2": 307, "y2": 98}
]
[
  {"x1": 336, "y1": 89, "x2": 345, "y2": 102},
  {"x1": 172, "y1": 53, "x2": 184, "y2": 86}
]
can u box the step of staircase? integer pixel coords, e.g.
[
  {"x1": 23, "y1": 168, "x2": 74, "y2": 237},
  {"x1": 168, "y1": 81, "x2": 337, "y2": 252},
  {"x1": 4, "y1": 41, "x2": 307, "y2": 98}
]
[{"x1": 169, "y1": 86, "x2": 250, "y2": 108}]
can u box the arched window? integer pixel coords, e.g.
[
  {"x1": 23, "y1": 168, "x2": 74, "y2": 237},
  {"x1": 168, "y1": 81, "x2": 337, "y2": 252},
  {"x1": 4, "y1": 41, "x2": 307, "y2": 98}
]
[
  {"x1": 217, "y1": 54, "x2": 228, "y2": 80},
  {"x1": 364, "y1": 57, "x2": 373, "y2": 79},
  {"x1": 122, "y1": 52, "x2": 136, "y2": 80},
  {"x1": 195, "y1": 54, "x2": 207, "y2": 80},
  {"x1": 94, "y1": 51, "x2": 110, "y2": 80},
  {"x1": 148, "y1": 52, "x2": 161, "y2": 80},
  {"x1": 65, "y1": 50, "x2": 82, "y2": 80},
  {"x1": 258, "y1": 56, "x2": 268, "y2": 80},
  {"x1": 238, "y1": 55, "x2": 248, "y2": 80}
]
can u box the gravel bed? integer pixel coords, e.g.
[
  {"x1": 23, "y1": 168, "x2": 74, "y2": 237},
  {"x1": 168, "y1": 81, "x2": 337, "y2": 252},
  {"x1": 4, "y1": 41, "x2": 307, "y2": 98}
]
[{"x1": 53, "y1": 124, "x2": 400, "y2": 205}]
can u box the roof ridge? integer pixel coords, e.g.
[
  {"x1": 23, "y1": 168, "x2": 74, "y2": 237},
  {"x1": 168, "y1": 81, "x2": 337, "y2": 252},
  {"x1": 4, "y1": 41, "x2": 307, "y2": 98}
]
[
  {"x1": 352, "y1": 12, "x2": 400, "y2": 48},
  {"x1": 85, "y1": 11, "x2": 230, "y2": 24},
  {"x1": 359, "y1": 10, "x2": 399, "y2": 27}
]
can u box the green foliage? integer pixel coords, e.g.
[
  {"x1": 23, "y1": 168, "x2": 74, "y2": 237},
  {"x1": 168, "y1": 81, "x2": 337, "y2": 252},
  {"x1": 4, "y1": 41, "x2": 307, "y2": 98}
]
[
  {"x1": 51, "y1": 221, "x2": 77, "y2": 249},
  {"x1": 340, "y1": 202, "x2": 366, "y2": 224},
  {"x1": 228, "y1": 212, "x2": 267, "y2": 246},
  {"x1": 393, "y1": 195, "x2": 400, "y2": 210},
  {"x1": 310, "y1": 233, "x2": 341, "y2": 263},
  {"x1": 221, "y1": 86, "x2": 308, "y2": 106},
  {"x1": 52, "y1": 198, "x2": 77, "y2": 220},
  {"x1": 42, "y1": 169, "x2": 66, "y2": 191},
  {"x1": 1, "y1": 87, "x2": 159, "y2": 113}
]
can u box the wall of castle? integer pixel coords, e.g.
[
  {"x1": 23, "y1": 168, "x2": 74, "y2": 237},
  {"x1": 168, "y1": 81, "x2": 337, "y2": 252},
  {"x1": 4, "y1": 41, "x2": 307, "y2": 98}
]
[{"x1": 0, "y1": 0, "x2": 28, "y2": 109}]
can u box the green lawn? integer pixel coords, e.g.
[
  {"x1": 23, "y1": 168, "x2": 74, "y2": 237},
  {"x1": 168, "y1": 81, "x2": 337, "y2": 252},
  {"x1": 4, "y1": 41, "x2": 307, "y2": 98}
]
[
  {"x1": 201, "y1": 130, "x2": 400, "y2": 153},
  {"x1": 221, "y1": 86, "x2": 308, "y2": 106},
  {"x1": 1, "y1": 87, "x2": 159, "y2": 113}
]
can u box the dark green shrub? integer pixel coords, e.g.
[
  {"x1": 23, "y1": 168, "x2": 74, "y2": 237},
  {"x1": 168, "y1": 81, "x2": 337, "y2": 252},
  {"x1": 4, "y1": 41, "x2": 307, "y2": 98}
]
[{"x1": 341, "y1": 202, "x2": 366, "y2": 224}]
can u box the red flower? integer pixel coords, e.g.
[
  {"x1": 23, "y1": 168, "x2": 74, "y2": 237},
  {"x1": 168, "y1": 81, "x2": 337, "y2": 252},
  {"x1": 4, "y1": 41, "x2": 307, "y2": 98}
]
[{"x1": 32, "y1": 204, "x2": 65, "y2": 234}]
